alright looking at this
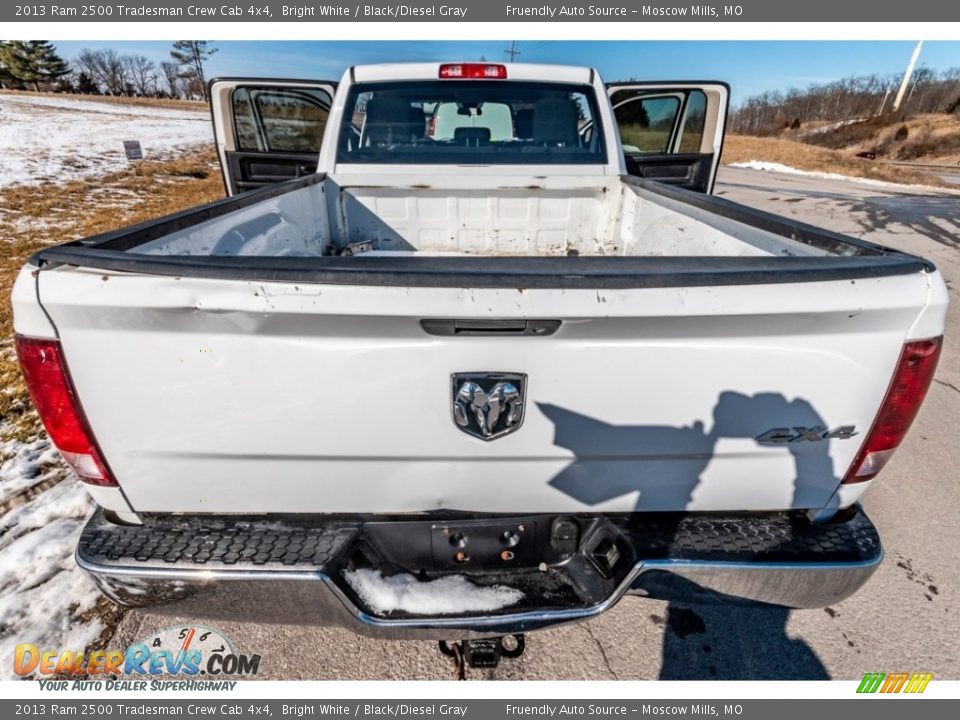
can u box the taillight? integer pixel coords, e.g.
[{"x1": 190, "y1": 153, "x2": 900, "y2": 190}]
[
  {"x1": 439, "y1": 63, "x2": 507, "y2": 79},
  {"x1": 843, "y1": 337, "x2": 942, "y2": 484},
  {"x1": 14, "y1": 335, "x2": 116, "y2": 487}
]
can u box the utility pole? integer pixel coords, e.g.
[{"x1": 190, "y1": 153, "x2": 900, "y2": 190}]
[
  {"x1": 505, "y1": 41, "x2": 521, "y2": 63},
  {"x1": 877, "y1": 87, "x2": 891, "y2": 115},
  {"x1": 892, "y1": 40, "x2": 923, "y2": 113}
]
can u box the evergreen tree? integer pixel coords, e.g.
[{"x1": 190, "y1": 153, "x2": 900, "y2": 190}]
[
  {"x1": 35, "y1": 41, "x2": 70, "y2": 87},
  {"x1": 0, "y1": 41, "x2": 20, "y2": 88},
  {"x1": 75, "y1": 71, "x2": 99, "y2": 95},
  {"x1": 170, "y1": 41, "x2": 217, "y2": 100},
  {"x1": 0, "y1": 40, "x2": 70, "y2": 91}
]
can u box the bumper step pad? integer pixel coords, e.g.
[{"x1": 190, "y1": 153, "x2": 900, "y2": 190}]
[
  {"x1": 79, "y1": 511, "x2": 355, "y2": 570},
  {"x1": 616, "y1": 510, "x2": 880, "y2": 564},
  {"x1": 78, "y1": 510, "x2": 880, "y2": 571}
]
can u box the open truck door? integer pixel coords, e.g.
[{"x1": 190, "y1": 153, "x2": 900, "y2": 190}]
[
  {"x1": 606, "y1": 82, "x2": 729, "y2": 193},
  {"x1": 209, "y1": 78, "x2": 337, "y2": 196}
]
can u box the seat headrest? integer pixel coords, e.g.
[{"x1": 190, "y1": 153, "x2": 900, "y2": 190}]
[
  {"x1": 532, "y1": 98, "x2": 580, "y2": 146},
  {"x1": 453, "y1": 127, "x2": 492, "y2": 145},
  {"x1": 514, "y1": 108, "x2": 534, "y2": 140},
  {"x1": 407, "y1": 105, "x2": 426, "y2": 139},
  {"x1": 364, "y1": 96, "x2": 415, "y2": 145}
]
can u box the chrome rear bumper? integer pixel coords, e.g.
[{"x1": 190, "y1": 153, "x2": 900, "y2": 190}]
[{"x1": 77, "y1": 507, "x2": 882, "y2": 640}]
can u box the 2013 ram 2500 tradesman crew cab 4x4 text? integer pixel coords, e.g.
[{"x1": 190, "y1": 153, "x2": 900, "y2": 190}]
[{"x1": 12, "y1": 63, "x2": 947, "y2": 647}]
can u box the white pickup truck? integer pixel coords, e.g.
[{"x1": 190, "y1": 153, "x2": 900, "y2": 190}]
[{"x1": 12, "y1": 63, "x2": 947, "y2": 656}]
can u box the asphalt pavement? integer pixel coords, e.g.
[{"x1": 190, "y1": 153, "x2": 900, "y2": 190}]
[{"x1": 110, "y1": 166, "x2": 960, "y2": 680}]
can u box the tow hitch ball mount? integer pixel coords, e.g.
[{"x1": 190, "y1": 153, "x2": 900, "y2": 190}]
[{"x1": 439, "y1": 634, "x2": 526, "y2": 674}]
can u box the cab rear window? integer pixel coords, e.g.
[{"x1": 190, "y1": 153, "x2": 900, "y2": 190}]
[{"x1": 336, "y1": 80, "x2": 607, "y2": 165}]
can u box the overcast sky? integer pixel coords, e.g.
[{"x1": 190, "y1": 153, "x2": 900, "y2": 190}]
[{"x1": 54, "y1": 40, "x2": 960, "y2": 106}]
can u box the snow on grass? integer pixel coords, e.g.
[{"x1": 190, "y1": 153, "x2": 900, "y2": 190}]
[
  {"x1": 0, "y1": 95, "x2": 204, "y2": 120},
  {"x1": 0, "y1": 93, "x2": 212, "y2": 189},
  {"x1": 727, "y1": 160, "x2": 960, "y2": 194},
  {"x1": 0, "y1": 509, "x2": 104, "y2": 680},
  {"x1": 0, "y1": 427, "x2": 104, "y2": 680},
  {"x1": 796, "y1": 118, "x2": 867, "y2": 137},
  {"x1": 0, "y1": 437, "x2": 63, "y2": 505},
  {"x1": 0, "y1": 479, "x2": 92, "y2": 542},
  {"x1": 344, "y1": 568, "x2": 524, "y2": 616}
]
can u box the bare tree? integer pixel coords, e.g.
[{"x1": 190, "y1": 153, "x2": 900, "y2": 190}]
[
  {"x1": 73, "y1": 48, "x2": 102, "y2": 91},
  {"x1": 181, "y1": 74, "x2": 204, "y2": 101},
  {"x1": 160, "y1": 60, "x2": 180, "y2": 98},
  {"x1": 730, "y1": 68, "x2": 960, "y2": 135},
  {"x1": 75, "y1": 48, "x2": 128, "y2": 95},
  {"x1": 170, "y1": 40, "x2": 216, "y2": 100},
  {"x1": 124, "y1": 54, "x2": 156, "y2": 96}
]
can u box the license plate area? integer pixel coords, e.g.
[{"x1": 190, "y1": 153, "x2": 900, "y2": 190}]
[
  {"x1": 333, "y1": 515, "x2": 636, "y2": 619},
  {"x1": 430, "y1": 520, "x2": 538, "y2": 570}
]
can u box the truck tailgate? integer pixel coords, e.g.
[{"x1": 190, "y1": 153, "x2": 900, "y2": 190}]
[{"x1": 32, "y1": 266, "x2": 936, "y2": 514}]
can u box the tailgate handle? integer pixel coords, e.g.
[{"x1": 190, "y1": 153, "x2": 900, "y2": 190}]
[{"x1": 420, "y1": 319, "x2": 561, "y2": 337}]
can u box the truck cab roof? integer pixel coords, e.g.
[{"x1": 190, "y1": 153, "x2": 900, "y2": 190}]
[{"x1": 349, "y1": 62, "x2": 596, "y2": 85}]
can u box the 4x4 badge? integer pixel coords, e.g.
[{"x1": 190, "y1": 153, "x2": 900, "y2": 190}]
[
  {"x1": 451, "y1": 372, "x2": 527, "y2": 441},
  {"x1": 756, "y1": 426, "x2": 858, "y2": 445}
]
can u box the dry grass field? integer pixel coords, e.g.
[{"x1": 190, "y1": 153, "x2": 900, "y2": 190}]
[
  {"x1": 721, "y1": 134, "x2": 947, "y2": 187},
  {"x1": 787, "y1": 113, "x2": 960, "y2": 165},
  {"x1": 0, "y1": 150, "x2": 225, "y2": 442},
  {"x1": 0, "y1": 88, "x2": 207, "y2": 112}
]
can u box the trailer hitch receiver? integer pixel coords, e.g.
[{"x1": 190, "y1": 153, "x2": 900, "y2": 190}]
[{"x1": 440, "y1": 634, "x2": 525, "y2": 676}]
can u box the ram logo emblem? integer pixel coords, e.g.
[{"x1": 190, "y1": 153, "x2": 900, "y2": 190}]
[{"x1": 451, "y1": 373, "x2": 527, "y2": 441}]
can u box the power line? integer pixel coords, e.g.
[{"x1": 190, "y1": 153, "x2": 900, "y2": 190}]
[{"x1": 504, "y1": 41, "x2": 521, "y2": 62}]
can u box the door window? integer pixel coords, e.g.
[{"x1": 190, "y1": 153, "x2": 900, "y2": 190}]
[
  {"x1": 610, "y1": 89, "x2": 708, "y2": 154},
  {"x1": 677, "y1": 90, "x2": 708, "y2": 153},
  {"x1": 613, "y1": 95, "x2": 681, "y2": 153},
  {"x1": 232, "y1": 87, "x2": 332, "y2": 154}
]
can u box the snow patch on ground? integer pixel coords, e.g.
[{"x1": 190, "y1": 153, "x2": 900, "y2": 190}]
[
  {"x1": 797, "y1": 118, "x2": 867, "y2": 137},
  {"x1": 727, "y1": 160, "x2": 960, "y2": 195},
  {"x1": 0, "y1": 513, "x2": 104, "y2": 680},
  {"x1": 0, "y1": 437, "x2": 63, "y2": 505},
  {"x1": 0, "y1": 95, "x2": 204, "y2": 120},
  {"x1": 0, "y1": 93, "x2": 212, "y2": 189},
  {"x1": 0, "y1": 207, "x2": 63, "y2": 236},
  {"x1": 344, "y1": 569, "x2": 524, "y2": 616},
  {"x1": 0, "y1": 479, "x2": 92, "y2": 542},
  {"x1": 0, "y1": 427, "x2": 103, "y2": 680}
]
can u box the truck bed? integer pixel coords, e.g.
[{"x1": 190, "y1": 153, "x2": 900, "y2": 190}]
[{"x1": 121, "y1": 174, "x2": 833, "y2": 259}]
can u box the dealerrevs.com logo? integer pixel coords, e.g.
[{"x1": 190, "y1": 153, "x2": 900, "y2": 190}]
[{"x1": 14, "y1": 625, "x2": 261, "y2": 686}]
